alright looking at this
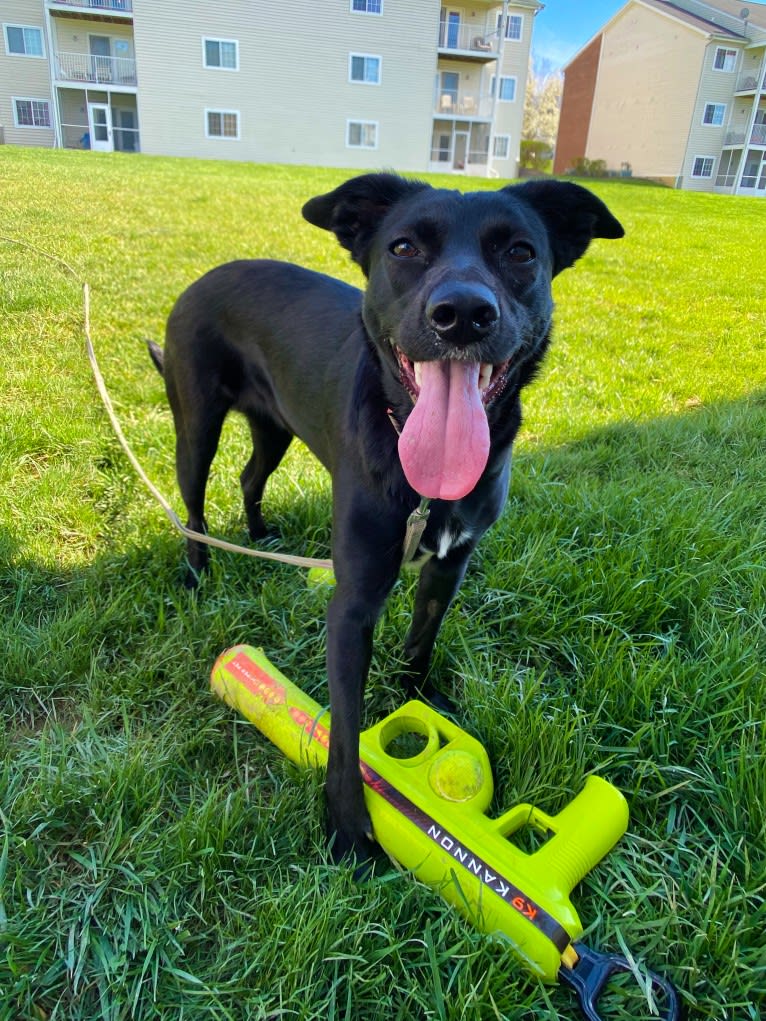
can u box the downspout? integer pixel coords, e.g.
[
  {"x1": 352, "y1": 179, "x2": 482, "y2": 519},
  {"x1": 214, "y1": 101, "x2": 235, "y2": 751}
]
[
  {"x1": 486, "y1": 0, "x2": 508, "y2": 178},
  {"x1": 43, "y1": 2, "x2": 62, "y2": 148}
]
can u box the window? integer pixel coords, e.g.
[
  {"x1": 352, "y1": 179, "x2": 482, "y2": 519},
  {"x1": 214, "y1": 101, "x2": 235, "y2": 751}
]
[
  {"x1": 491, "y1": 76, "x2": 516, "y2": 101},
  {"x1": 713, "y1": 47, "x2": 737, "y2": 72},
  {"x1": 13, "y1": 98, "x2": 51, "y2": 127},
  {"x1": 349, "y1": 53, "x2": 381, "y2": 84},
  {"x1": 692, "y1": 156, "x2": 714, "y2": 178},
  {"x1": 203, "y1": 38, "x2": 238, "y2": 70},
  {"x1": 493, "y1": 134, "x2": 511, "y2": 159},
  {"x1": 497, "y1": 13, "x2": 523, "y2": 40},
  {"x1": 351, "y1": 0, "x2": 382, "y2": 12},
  {"x1": 4, "y1": 24, "x2": 44, "y2": 57},
  {"x1": 206, "y1": 109, "x2": 240, "y2": 139},
  {"x1": 347, "y1": 119, "x2": 377, "y2": 148},
  {"x1": 702, "y1": 103, "x2": 726, "y2": 126}
]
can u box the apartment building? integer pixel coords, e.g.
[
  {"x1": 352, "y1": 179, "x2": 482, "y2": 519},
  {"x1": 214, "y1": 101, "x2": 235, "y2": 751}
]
[
  {"x1": 0, "y1": 0, "x2": 541, "y2": 177},
  {"x1": 554, "y1": 0, "x2": 766, "y2": 196}
]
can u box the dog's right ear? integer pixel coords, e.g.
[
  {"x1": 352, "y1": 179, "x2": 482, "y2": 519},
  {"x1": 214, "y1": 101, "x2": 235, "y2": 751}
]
[
  {"x1": 509, "y1": 180, "x2": 624, "y2": 277},
  {"x1": 302, "y1": 173, "x2": 431, "y2": 274}
]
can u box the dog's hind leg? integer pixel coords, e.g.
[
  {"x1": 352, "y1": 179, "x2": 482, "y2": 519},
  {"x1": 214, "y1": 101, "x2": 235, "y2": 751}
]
[
  {"x1": 171, "y1": 398, "x2": 228, "y2": 587},
  {"x1": 240, "y1": 416, "x2": 293, "y2": 540}
]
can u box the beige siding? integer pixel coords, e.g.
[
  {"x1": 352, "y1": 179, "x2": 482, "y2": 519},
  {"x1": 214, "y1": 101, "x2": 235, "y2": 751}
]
[
  {"x1": 683, "y1": 40, "x2": 744, "y2": 190},
  {"x1": 494, "y1": 5, "x2": 536, "y2": 173},
  {"x1": 133, "y1": 0, "x2": 439, "y2": 170},
  {"x1": 585, "y1": 2, "x2": 707, "y2": 182},
  {"x1": 0, "y1": 0, "x2": 54, "y2": 146}
]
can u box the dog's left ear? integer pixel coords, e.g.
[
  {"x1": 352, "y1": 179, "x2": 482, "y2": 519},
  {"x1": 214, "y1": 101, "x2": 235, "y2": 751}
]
[
  {"x1": 303, "y1": 173, "x2": 431, "y2": 274},
  {"x1": 508, "y1": 181, "x2": 624, "y2": 277}
]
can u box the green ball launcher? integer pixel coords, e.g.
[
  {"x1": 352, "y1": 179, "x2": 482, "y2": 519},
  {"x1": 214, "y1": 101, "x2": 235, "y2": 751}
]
[{"x1": 211, "y1": 644, "x2": 679, "y2": 1021}]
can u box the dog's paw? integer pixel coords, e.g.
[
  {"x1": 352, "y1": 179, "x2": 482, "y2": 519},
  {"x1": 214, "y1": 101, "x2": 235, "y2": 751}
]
[
  {"x1": 246, "y1": 520, "x2": 281, "y2": 543},
  {"x1": 183, "y1": 565, "x2": 204, "y2": 590},
  {"x1": 331, "y1": 830, "x2": 380, "y2": 879},
  {"x1": 326, "y1": 805, "x2": 378, "y2": 873},
  {"x1": 399, "y1": 672, "x2": 457, "y2": 717},
  {"x1": 183, "y1": 546, "x2": 209, "y2": 589}
]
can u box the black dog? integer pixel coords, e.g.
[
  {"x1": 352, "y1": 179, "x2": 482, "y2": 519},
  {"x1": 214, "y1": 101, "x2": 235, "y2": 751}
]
[{"x1": 149, "y1": 173, "x2": 623, "y2": 862}]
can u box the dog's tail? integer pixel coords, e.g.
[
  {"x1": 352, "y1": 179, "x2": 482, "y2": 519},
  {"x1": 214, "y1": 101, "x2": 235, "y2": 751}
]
[{"x1": 147, "y1": 340, "x2": 164, "y2": 376}]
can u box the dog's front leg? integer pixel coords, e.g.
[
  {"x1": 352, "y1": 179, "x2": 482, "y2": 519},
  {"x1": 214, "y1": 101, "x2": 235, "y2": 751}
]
[
  {"x1": 325, "y1": 591, "x2": 379, "y2": 863},
  {"x1": 324, "y1": 497, "x2": 402, "y2": 864},
  {"x1": 400, "y1": 546, "x2": 475, "y2": 709}
]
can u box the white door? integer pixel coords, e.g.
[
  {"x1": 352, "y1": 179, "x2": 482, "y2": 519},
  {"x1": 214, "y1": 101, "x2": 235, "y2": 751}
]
[
  {"x1": 89, "y1": 35, "x2": 112, "y2": 82},
  {"x1": 439, "y1": 8, "x2": 461, "y2": 48},
  {"x1": 88, "y1": 103, "x2": 113, "y2": 152},
  {"x1": 453, "y1": 130, "x2": 469, "y2": 170}
]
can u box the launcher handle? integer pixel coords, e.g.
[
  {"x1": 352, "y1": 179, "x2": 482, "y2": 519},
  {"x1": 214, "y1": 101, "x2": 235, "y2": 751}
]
[{"x1": 493, "y1": 777, "x2": 629, "y2": 895}]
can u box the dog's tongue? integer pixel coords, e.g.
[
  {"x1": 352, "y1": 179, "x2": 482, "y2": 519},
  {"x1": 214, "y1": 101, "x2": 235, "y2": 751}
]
[{"x1": 398, "y1": 360, "x2": 490, "y2": 500}]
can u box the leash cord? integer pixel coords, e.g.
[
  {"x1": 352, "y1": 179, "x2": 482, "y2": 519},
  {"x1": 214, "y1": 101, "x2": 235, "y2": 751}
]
[{"x1": 2, "y1": 234, "x2": 333, "y2": 572}]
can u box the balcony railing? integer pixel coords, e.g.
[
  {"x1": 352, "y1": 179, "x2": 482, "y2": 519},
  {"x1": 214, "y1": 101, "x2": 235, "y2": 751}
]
[
  {"x1": 438, "y1": 21, "x2": 499, "y2": 57},
  {"x1": 715, "y1": 170, "x2": 737, "y2": 187},
  {"x1": 55, "y1": 51, "x2": 137, "y2": 86},
  {"x1": 49, "y1": 0, "x2": 133, "y2": 12},
  {"x1": 735, "y1": 71, "x2": 766, "y2": 93},
  {"x1": 61, "y1": 120, "x2": 140, "y2": 152},
  {"x1": 428, "y1": 146, "x2": 488, "y2": 165},
  {"x1": 740, "y1": 171, "x2": 766, "y2": 189},
  {"x1": 725, "y1": 124, "x2": 766, "y2": 146},
  {"x1": 434, "y1": 91, "x2": 493, "y2": 118}
]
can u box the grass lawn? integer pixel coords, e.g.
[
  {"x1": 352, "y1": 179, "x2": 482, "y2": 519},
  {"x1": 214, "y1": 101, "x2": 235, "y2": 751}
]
[{"x1": 1, "y1": 146, "x2": 764, "y2": 1021}]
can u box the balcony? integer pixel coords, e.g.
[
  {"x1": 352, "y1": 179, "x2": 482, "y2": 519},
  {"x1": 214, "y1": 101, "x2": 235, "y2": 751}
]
[
  {"x1": 725, "y1": 124, "x2": 766, "y2": 147},
  {"x1": 55, "y1": 50, "x2": 137, "y2": 86},
  {"x1": 434, "y1": 90, "x2": 493, "y2": 119},
  {"x1": 49, "y1": 0, "x2": 133, "y2": 13},
  {"x1": 438, "y1": 20, "x2": 500, "y2": 61},
  {"x1": 429, "y1": 121, "x2": 495, "y2": 176},
  {"x1": 735, "y1": 71, "x2": 766, "y2": 94}
]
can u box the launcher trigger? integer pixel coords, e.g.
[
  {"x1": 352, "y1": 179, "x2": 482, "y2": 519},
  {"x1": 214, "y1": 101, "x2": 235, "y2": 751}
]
[{"x1": 558, "y1": 941, "x2": 680, "y2": 1021}]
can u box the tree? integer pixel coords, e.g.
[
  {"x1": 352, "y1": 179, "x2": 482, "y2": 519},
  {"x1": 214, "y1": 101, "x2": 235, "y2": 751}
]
[{"x1": 521, "y1": 57, "x2": 563, "y2": 170}]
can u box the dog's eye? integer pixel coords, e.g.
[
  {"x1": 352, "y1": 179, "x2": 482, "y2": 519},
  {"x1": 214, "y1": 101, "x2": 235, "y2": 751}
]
[
  {"x1": 508, "y1": 243, "x2": 536, "y2": 264},
  {"x1": 390, "y1": 239, "x2": 420, "y2": 259}
]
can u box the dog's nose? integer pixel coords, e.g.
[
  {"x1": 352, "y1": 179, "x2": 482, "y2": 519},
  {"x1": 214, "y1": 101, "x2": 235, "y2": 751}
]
[{"x1": 426, "y1": 282, "x2": 499, "y2": 345}]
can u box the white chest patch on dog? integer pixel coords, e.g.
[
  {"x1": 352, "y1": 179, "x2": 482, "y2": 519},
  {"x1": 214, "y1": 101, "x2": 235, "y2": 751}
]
[
  {"x1": 402, "y1": 523, "x2": 473, "y2": 572},
  {"x1": 437, "y1": 525, "x2": 473, "y2": 559}
]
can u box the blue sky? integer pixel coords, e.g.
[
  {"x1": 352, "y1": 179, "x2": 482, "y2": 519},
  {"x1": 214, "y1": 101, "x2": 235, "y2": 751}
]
[{"x1": 532, "y1": 0, "x2": 626, "y2": 69}]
